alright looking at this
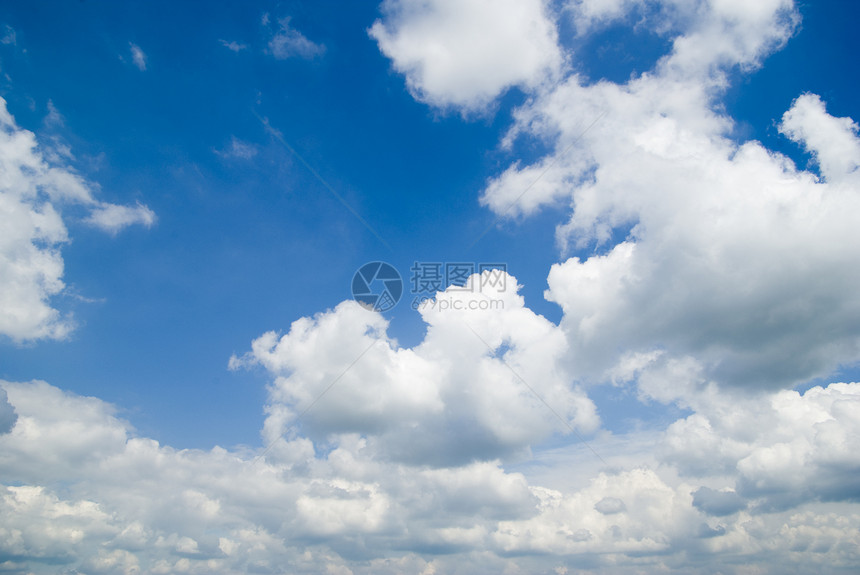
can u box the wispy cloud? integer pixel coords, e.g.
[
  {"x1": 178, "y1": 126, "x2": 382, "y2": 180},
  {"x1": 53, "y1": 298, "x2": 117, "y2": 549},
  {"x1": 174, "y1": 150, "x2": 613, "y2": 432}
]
[
  {"x1": 129, "y1": 42, "x2": 146, "y2": 71},
  {"x1": 215, "y1": 136, "x2": 258, "y2": 160},
  {"x1": 267, "y1": 16, "x2": 324, "y2": 60},
  {"x1": 1, "y1": 24, "x2": 15, "y2": 46},
  {"x1": 219, "y1": 39, "x2": 247, "y2": 52},
  {"x1": 85, "y1": 201, "x2": 156, "y2": 235},
  {"x1": 43, "y1": 100, "x2": 64, "y2": 127}
]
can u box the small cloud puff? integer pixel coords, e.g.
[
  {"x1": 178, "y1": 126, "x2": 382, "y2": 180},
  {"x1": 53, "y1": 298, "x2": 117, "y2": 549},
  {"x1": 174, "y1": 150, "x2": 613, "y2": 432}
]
[
  {"x1": 85, "y1": 202, "x2": 156, "y2": 234},
  {"x1": 219, "y1": 39, "x2": 248, "y2": 52},
  {"x1": 1, "y1": 25, "x2": 16, "y2": 46},
  {"x1": 215, "y1": 136, "x2": 258, "y2": 160},
  {"x1": 129, "y1": 42, "x2": 146, "y2": 71}
]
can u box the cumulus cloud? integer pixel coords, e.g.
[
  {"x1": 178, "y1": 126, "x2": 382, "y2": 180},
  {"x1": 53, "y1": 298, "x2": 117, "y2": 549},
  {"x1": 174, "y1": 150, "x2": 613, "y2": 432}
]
[
  {"x1": 267, "y1": 16, "x2": 325, "y2": 60},
  {"x1": 361, "y1": 0, "x2": 860, "y2": 567},
  {"x1": 233, "y1": 271, "x2": 598, "y2": 467},
  {"x1": 780, "y1": 92, "x2": 860, "y2": 185},
  {"x1": 0, "y1": 380, "x2": 553, "y2": 573},
  {"x1": 370, "y1": 0, "x2": 563, "y2": 110},
  {"x1": 2, "y1": 377, "x2": 859, "y2": 572},
  {"x1": 0, "y1": 98, "x2": 155, "y2": 342},
  {"x1": 475, "y1": 1, "x2": 860, "y2": 391},
  {"x1": 494, "y1": 468, "x2": 695, "y2": 555},
  {"x1": 660, "y1": 382, "x2": 860, "y2": 510}
]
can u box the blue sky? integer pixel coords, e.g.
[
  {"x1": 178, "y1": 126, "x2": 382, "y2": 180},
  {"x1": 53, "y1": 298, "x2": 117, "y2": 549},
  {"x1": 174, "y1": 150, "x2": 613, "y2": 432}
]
[
  {"x1": 1, "y1": 0, "x2": 577, "y2": 448},
  {"x1": 1, "y1": 1, "x2": 860, "y2": 574}
]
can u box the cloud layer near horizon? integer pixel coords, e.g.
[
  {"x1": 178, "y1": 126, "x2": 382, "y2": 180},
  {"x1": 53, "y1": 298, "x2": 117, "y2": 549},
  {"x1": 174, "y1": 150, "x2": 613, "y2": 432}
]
[{"x1": 2, "y1": 349, "x2": 859, "y2": 573}]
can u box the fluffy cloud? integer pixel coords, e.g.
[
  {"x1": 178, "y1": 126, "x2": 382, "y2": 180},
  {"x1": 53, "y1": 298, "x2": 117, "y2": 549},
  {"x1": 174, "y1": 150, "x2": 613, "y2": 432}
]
[
  {"x1": 370, "y1": 0, "x2": 563, "y2": 110},
  {"x1": 660, "y1": 381, "x2": 860, "y2": 510},
  {"x1": 233, "y1": 271, "x2": 598, "y2": 467},
  {"x1": 780, "y1": 92, "x2": 860, "y2": 185},
  {"x1": 493, "y1": 468, "x2": 695, "y2": 555},
  {"x1": 476, "y1": 1, "x2": 860, "y2": 390},
  {"x1": 0, "y1": 98, "x2": 155, "y2": 342},
  {"x1": 2, "y1": 380, "x2": 859, "y2": 572},
  {"x1": 0, "y1": 247, "x2": 856, "y2": 574},
  {"x1": 0, "y1": 379, "x2": 565, "y2": 573}
]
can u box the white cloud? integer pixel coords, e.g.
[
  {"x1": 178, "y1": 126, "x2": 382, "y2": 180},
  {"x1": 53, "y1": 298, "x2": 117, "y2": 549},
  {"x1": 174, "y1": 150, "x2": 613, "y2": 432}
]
[
  {"x1": 780, "y1": 93, "x2": 860, "y2": 185},
  {"x1": 0, "y1": 485, "x2": 120, "y2": 564},
  {"x1": 360, "y1": 2, "x2": 860, "y2": 567},
  {"x1": 43, "y1": 100, "x2": 64, "y2": 127},
  {"x1": 567, "y1": 0, "x2": 647, "y2": 29},
  {"x1": 0, "y1": 380, "x2": 546, "y2": 573},
  {"x1": 1, "y1": 24, "x2": 16, "y2": 46},
  {"x1": 215, "y1": 136, "x2": 258, "y2": 160},
  {"x1": 476, "y1": 1, "x2": 860, "y2": 391},
  {"x1": 668, "y1": 0, "x2": 797, "y2": 75},
  {"x1": 86, "y1": 201, "x2": 156, "y2": 234},
  {"x1": 267, "y1": 17, "x2": 325, "y2": 60},
  {"x1": 493, "y1": 468, "x2": 695, "y2": 555},
  {"x1": 370, "y1": 0, "x2": 563, "y2": 111},
  {"x1": 489, "y1": 379, "x2": 860, "y2": 565},
  {"x1": 660, "y1": 381, "x2": 860, "y2": 510},
  {"x1": 234, "y1": 271, "x2": 597, "y2": 467},
  {"x1": 0, "y1": 97, "x2": 155, "y2": 342},
  {"x1": 219, "y1": 39, "x2": 247, "y2": 52},
  {"x1": 129, "y1": 42, "x2": 147, "y2": 71},
  {"x1": 3, "y1": 369, "x2": 859, "y2": 574}
]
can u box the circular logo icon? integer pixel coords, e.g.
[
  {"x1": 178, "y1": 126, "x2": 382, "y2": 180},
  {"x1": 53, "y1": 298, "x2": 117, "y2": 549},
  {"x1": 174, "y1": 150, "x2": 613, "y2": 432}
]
[{"x1": 351, "y1": 261, "x2": 403, "y2": 312}]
